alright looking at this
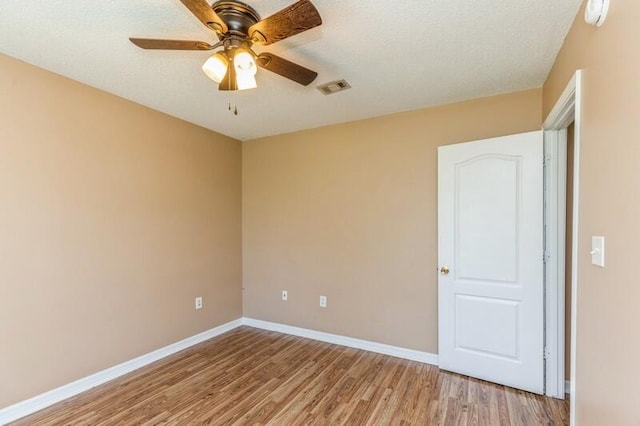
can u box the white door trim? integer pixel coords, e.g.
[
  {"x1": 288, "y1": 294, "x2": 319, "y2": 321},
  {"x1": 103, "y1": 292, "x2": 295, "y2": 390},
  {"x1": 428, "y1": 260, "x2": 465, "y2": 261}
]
[
  {"x1": 543, "y1": 70, "x2": 582, "y2": 424},
  {"x1": 543, "y1": 129, "x2": 567, "y2": 399}
]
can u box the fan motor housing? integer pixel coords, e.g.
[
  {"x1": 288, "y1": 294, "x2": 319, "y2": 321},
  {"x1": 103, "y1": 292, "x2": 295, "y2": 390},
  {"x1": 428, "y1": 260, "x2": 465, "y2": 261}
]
[{"x1": 212, "y1": 1, "x2": 261, "y2": 37}]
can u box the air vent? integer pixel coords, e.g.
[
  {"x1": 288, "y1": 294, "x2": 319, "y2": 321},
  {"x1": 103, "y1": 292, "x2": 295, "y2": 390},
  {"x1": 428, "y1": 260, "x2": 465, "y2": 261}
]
[{"x1": 317, "y1": 79, "x2": 351, "y2": 95}]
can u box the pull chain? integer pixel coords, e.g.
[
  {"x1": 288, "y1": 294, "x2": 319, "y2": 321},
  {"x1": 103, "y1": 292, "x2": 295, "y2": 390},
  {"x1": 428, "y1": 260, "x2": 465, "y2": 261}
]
[{"x1": 227, "y1": 92, "x2": 239, "y2": 116}]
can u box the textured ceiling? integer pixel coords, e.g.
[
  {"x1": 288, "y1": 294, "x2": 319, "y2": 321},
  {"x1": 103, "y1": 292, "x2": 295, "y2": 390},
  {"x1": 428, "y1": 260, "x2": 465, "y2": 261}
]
[{"x1": 0, "y1": 1, "x2": 582, "y2": 140}]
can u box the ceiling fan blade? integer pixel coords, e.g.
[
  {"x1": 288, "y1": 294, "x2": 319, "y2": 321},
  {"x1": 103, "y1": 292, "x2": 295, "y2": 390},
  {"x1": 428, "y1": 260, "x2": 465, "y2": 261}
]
[
  {"x1": 180, "y1": 0, "x2": 228, "y2": 33},
  {"x1": 248, "y1": 0, "x2": 322, "y2": 45},
  {"x1": 257, "y1": 53, "x2": 318, "y2": 86},
  {"x1": 129, "y1": 38, "x2": 215, "y2": 50}
]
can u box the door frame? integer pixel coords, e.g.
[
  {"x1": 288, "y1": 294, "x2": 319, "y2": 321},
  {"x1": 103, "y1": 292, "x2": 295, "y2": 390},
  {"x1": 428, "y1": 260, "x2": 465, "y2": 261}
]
[
  {"x1": 543, "y1": 127, "x2": 567, "y2": 399},
  {"x1": 542, "y1": 70, "x2": 582, "y2": 421}
]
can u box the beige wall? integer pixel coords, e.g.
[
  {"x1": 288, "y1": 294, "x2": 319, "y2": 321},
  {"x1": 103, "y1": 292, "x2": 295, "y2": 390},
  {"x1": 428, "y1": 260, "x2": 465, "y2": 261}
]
[
  {"x1": 243, "y1": 89, "x2": 542, "y2": 352},
  {"x1": 0, "y1": 54, "x2": 243, "y2": 408},
  {"x1": 543, "y1": 0, "x2": 640, "y2": 424}
]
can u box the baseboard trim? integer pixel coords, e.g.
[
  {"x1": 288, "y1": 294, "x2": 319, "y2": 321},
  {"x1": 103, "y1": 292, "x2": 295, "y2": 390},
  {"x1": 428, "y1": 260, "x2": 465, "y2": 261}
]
[
  {"x1": 242, "y1": 318, "x2": 439, "y2": 366},
  {"x1": 0, "y1": 319, "x2": 243, "y2": 425}
]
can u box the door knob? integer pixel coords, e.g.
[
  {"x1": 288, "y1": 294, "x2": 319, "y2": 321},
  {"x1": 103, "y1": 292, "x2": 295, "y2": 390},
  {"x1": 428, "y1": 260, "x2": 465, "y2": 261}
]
[{"x1": 440, "y1": 266, "x2": 450, "y2": 275}]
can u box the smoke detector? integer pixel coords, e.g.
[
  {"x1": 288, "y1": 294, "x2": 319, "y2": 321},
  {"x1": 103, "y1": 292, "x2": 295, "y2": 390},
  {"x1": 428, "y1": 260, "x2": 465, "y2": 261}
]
[
  {"x1": 317, "y1": 79, "x2": 352, "y2": 95},
  {"x1": 585, "y1": 0, "x2": 609, "y2": 27}
]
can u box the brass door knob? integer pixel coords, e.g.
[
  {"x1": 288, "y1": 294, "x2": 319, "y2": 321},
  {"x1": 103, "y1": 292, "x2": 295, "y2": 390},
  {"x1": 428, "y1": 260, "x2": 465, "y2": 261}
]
[{"x1": 440, "y1": 266, "x2": 450, "y2": 275}]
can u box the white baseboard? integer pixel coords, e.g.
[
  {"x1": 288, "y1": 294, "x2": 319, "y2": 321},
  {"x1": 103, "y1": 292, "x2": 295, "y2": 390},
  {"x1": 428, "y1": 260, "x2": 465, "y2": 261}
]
[
  {"x1": 242, "y1": 318, "x2": 439, "y2": 366},
  {"x1": 0, "y1": 319, "x2": 243, "y2": 425},
  {"x1": 565, "y1": 380, "x2": 571, "y2": 395}
]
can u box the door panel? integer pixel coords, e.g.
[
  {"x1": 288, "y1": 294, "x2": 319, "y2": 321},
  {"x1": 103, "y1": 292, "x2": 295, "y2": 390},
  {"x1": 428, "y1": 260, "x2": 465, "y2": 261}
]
[
  {"x1": 455, "y1": 295, "x2": 520, "y2": 359},
  {"x1": 438, "y1": 131, "x2": 543, "y2": 394},
  {"x1": 457, "y1": 155, "x2": 519, "y2": 283}
]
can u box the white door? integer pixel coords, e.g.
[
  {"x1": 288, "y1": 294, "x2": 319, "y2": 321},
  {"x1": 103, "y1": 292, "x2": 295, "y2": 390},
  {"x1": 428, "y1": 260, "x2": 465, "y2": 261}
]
[{"x1": 438, "y1": 131, "x2": 544, "y2": 394}]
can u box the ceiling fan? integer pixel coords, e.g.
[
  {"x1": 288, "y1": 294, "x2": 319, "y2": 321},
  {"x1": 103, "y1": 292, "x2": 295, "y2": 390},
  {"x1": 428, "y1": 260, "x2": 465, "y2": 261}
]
[{"x1": 129, "y1": 0, "x2": 322, "y2": 91}]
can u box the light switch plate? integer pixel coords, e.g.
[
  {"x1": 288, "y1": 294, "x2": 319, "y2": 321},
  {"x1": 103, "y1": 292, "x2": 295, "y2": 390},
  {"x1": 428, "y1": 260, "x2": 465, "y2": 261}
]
[{"x1": 591, "y1": 236, "x2": 605, "y2": 267}]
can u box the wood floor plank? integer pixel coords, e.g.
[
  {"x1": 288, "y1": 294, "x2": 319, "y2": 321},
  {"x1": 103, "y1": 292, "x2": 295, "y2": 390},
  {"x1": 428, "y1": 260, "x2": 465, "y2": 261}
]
[{"x1": 11, "y1": 326, "x2": 569, "y2": 425}]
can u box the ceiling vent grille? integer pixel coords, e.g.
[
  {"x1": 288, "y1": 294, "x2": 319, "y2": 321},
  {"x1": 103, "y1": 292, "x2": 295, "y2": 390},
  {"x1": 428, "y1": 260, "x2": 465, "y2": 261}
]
[{"x1": 317, "y1": 79, "x2": 351, "y2": 95}]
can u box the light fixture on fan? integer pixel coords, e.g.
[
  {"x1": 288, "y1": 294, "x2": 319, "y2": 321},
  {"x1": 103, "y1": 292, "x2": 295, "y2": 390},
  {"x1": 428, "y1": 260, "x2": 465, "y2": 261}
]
[
  {"x1": 232, "y1": 48, "x2": 257, "y2": 90},
  {"x1": 129, "y1": 0, "x2": 322, "y2": 92},
  {"x1": 201, "y1": 52, "x2": 228, "y2": 83},
  {"x1": 201, "y1": 47, "x2": 257, "y2": 90}
]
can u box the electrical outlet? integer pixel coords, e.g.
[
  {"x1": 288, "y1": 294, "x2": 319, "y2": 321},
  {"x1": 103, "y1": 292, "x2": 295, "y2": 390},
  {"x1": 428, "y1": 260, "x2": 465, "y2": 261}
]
[
  {"x1": 319, "y1": 295, "x2": 327, "y2": 308},
  {"x1": 282, "y1": 290, "x2": 288, "y2": 301},
  {"x1": 195, "y1": 296, "x2": 203, "y2": 310}
]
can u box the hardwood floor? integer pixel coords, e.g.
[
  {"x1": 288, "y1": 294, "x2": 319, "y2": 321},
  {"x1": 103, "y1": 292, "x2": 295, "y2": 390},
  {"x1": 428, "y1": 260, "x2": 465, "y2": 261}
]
[{"x1": 12, "y1": 326, "x2": 569, "y2": 425}]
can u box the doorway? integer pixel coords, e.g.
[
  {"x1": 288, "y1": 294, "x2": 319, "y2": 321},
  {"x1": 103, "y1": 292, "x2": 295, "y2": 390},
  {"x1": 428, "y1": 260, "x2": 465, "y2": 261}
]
[
  {"x1": 542, "y1": 70, "x2": 582, "y2": 425},
  {"x1": 437, "y1": 71, "x2": 582, "y2": 414}
]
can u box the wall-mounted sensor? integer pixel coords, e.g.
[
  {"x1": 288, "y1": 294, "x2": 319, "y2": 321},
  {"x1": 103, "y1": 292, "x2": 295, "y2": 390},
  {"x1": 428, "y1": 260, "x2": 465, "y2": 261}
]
[{"x1": 585, "y1": 0, "x2": 609, "y2": 27}]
